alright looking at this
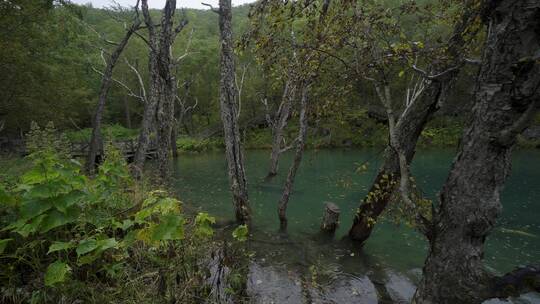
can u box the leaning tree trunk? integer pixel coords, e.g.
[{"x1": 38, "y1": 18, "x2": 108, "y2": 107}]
[
  {"x1": 86, "y1": 19, "x2": 140, "y2": 174},
  {"x1": 267, "y1": 80, "x2": 295, "y2": 178},
  {"x1": 277, "y1": 82, "x2": 310, "y2": 230},
  {"x1": 348, "y1": 78, "x2": 445, "y2": 242},
  {"x1": 218, "y1": 0, "x2": 251, "y2": 224},
  {"x1": 414, "y1": 1, "x2": 540, "y2": 303},
  {"x1": 348, "y1": 2, "x2": 479, "y2": 243}
]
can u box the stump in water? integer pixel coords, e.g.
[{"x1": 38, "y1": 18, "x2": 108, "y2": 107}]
[{"x1": 321, "y1": 202, "x2": 340, "y2": 233}]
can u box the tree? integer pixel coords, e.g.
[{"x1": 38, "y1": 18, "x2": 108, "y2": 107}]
[
  {"x1": 205, "y1": 0, "x2": 252, "y2": 224},
  {"x1": 134, "y1": 0, "x2": 188, "y2": 179},
  {"x1": 346, "y1": 0, "x2": 481, "y2": 243},
  {"x1": 86, "y1": 3, "x2": 141, "y2": 174},
  {"x1": 413, "y1": 1, "x2": 540, "y2": 303}
]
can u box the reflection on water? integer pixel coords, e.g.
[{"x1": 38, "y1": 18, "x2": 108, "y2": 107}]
[{"x1": 171, "y1": 149, "x2": 540, "y2": 303}]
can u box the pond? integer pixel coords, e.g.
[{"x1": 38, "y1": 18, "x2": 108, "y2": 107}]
[{"x1": 171, "y1": 149, "x2": 540, "y2": 303}]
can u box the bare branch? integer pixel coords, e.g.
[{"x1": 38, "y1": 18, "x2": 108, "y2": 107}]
[
  {"x1": 176, "y1": 28, "x2": 195, "y2": 63},
  {"x1": 235, "y1": 63, "x2": 249, "y2": 119},
  {"x1": 202, "y1": 2, "x2": 219, "y2": 13},
  {"x1": 464, "y1": 58, "x2": 482, "y2": 65},
  {"x1": 412, "y1": 63, "x2": 461, "y2": 80},
  {"x1": 125, "y1": 58, "x2": 147, "y2": 103},
  {"x1": 133, "y1": 30, "x2": 151, "y2": 47},
  {"x1": 91, "y1": 66, "x2": 142, "y2": 102}
]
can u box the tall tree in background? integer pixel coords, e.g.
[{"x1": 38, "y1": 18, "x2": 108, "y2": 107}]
[
  {"x1": 86, "y1": 3, "x2": 141, "y2": 174},
  {"x1": 414, "y1": 1, "x2": 540, "y2": 303}
]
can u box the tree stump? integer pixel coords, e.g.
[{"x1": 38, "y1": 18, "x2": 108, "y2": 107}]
[{"x1": 321, "y1": 202, "x2": 340, "y2": 233}]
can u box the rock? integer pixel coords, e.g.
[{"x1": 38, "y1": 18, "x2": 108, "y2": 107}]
[{"x1": 385, "y1": 271, "x2": 416, "y2": 303}]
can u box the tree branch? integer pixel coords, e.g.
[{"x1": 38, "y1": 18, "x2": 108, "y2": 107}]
[{"x1": 202, "y1": 2, "x2": 219, "y2": 14}]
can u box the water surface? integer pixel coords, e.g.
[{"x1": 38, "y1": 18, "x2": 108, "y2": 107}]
[{"x1": 171, "y1": 149, "x2": 540, "y2": 303}]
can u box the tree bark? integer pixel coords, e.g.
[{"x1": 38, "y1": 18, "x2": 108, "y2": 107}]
[
  {"x1": 267, "y1": 80, "x2": 295, "y2": 178},
  {"x1": 86, "y1": 17, "x2": 140, "y2": 174},
  {"x1": 277, "y1": 82, "x2": 310, "y2": 230},
  {"x1": 414, "y1": 1, "x2": 540, "y2": 303},
  {"x1": 218, "y1": 0, "x2": 251, "y2": 224},
  {"x1": 154, "y1": 0, "x2": 178, "y2": 179}
]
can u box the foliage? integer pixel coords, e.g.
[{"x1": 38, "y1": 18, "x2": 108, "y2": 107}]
[
  {"x1": 232, "y1": 224, "x2": 248, "y2": 242},
  {"x1": 0, "y1": 143, "x2": 236, "y2": 303},
  {"x1": 65, "y1": 124, "x2": 139, "y2": 142},
  {"x1": 176, "y1": 137, "x2": 223, "y2": 152}
]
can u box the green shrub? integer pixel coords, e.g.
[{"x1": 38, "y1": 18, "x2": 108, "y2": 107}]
[
  {"x1": 0, "y1": 144, "x2": 233, "y2": 303},
  {"x1": 176, "y1": 137, "x2": 223, "y2": 152},
  {"x1": 65, "y1": 124, "x2": 139, "y2": 142}
]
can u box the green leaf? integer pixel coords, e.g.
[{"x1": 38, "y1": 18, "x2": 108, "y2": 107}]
[
  {"x1": 44, "y1": 260, "x2": 71, "y2": 286},
  {"x1": 232, "y1": 225, "x2": 248, "y2": 242},
  {"x1": 0, "y1": 239, "x2": 12, "y2": 254},
  {"x1": 40, "y1": 207, "x2": 79, "y2": 233},
  {"x1": 76, "y1": 239, "x2": 98, "y2": 256},
  {"x1": 398, "y1": 70, "x2": 405, "y2": 78},
  {"x1": 20, "y1": 200, "x2": 53, "y2": 220},
  {"x1": 14, "y1": 214, "x2": 47, "y2": 237},
  {"x1": 150, "y1": 214, "x2": 185, "y2": 242},
  {"x1": 0, "y1": 186, "x2": 15, "y2": 206},
  {"x1": 96, "y1": 238, "x2": 118, "y2": 251},
  {"x1": 53, "y1": 190, "x2": 84, "y2": 213},
  {"x1": 47, "y1": 241, "x2": 76, "y2": 254},
  {"x1": 195, "y1": 212, "x2": 215, "y2": 238}
]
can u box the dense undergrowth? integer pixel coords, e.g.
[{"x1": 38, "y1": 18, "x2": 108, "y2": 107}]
[
  {"x1": 0, "y1": 124, "x2": 250, "y2": 304},
  {"x1": 60, "y1": 113, "x2": 540, "y2": 153}
]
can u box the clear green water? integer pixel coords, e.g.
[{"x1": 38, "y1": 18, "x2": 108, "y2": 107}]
[{"x1": 171, "y1": 149, "x2": 540, "y2": 301}]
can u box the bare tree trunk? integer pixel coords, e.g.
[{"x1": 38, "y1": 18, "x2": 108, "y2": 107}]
[
  {"x1": 277, "y1": 82, "x2": 310, "y2": 230},
  {"x1": 218, "y1": 0, "x2": 251, "y2": 224},
  {"x1": 414, "y1": 2, "x2": 540, "y2": 303},
  {"x1": 86, "y1": 15, "x2": 140, "y2": 174},
  {"x1": 267, "y1": 80, "x2": 295, "y2": 178}
]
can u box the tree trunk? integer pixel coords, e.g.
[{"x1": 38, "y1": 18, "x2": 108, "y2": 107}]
[
  {"x1": 320, "y1": 201, "x2": 340, "y2": 233},
  {"x1": 414, "y1": 2, "x2": 540, "y2": 303},
  {"x1": 218, "y1": 0, "x2": 251, "y2": 224},
  {"x1": 154, "y1": 0, "x2": 177, "y2": 179},
  {"x1": 348, "y1": 78, "x2": 445, "y2": 242},
  {"x1": 277, "y1": 82, "x2": 310, "y2": 230},
  {"x1": 86, "y1": 19, "x2": 140, "y2": 174},
  {"x1": 133, "y1": 45, "x2": 158, "y2": 177},
  {"x1": 267, "y1": 80, "x2": 295, "y2": 178}
]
